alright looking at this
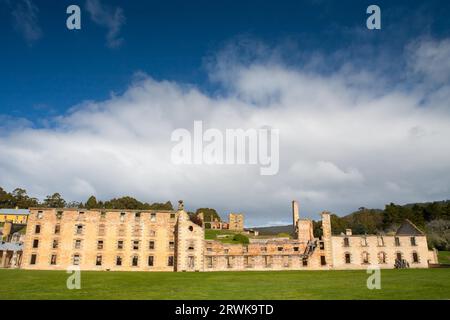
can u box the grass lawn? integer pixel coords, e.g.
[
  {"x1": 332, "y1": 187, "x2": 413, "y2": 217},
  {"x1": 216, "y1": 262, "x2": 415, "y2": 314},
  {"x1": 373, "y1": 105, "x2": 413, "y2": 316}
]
[
  {"x1": 438, "y1": 251, "x2": 450, "y2": 264},
  {"x1": 0, "y1": 268, "x2": 449, "y2": 300}
]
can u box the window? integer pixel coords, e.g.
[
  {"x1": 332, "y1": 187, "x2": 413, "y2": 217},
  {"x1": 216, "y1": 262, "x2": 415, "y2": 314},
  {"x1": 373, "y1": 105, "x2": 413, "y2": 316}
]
[
  {"x1": 378, "y1": 252, "x2": 386, "y2": 264},
  {"x1": 396, "y1": 252, "x2": 402, "y2": 261},
  {"x1": 245, "y1": 256, "x2": 252, "y2": 268},
  {"x1": 343, "y1": 237, "x2": 350, "y2": 247},
  {"x1": 169, "y1": 241, "x2": 175, "y2": 250},
  {"x1": 168, "y1": 256, "x2": 174, "y2": 267},
  {"x1": 149, "y1": 229, "x2": 156, "y2": 237},
  {"x1": 30, "y1": 254, "x2": 37, "y2": 265},
  {"x1": 224, "y1": 248, "x2": 229, "y2": 254},
  {"x1": 54, "y1": 224, "x2": 61, "y2": 234},
  {"x1": 100, "y1": 211, "x2": 106, "y2": 220},
  {"x1": 56, "y1": 211, "x2": 63, "y2": 220},
  {"x1": 74, "y1": 239, "x2": 82, "y2": 249},
  {"x1": 116, "y1": 256, "x2": 122, "y2": 266},
  {"x1": 37, "y1": 211, "x2": 43, "y2": 219},
  {"x1": 133, "y1": 241, "x2": 140, "y2": 250},
  {"x1": 149, "y1": 241, "x2": 155, "y2": 250},
  {"x1": 188, "y1": 256, "x2": 195, "y2": 269},
  {"x1": 135, "y1": 212, "x2": 141, "y2": 222},
  {"x1": 319, "y1": 242, "x2": 325, "y2": 250},
  {"x1": 207, "y1": 257, "x2": 213, "y2": 268},
  {"x1": 97, "y1": 240, "x2": 104, "y2": 250},
  {"x1": 302, "y1": 258, "x2": 308, "y2": 267},
  {"x1": 96, "y1": 255, "x2": 102, "y2": 266},
  {"x1": 50, "y1": 254, "x2": 57, "y2": 265},
  {"x1": 320, "y1": 256, "x2": 327, "y2": 266},
  {"x1": 148, "y1": 256, "x2": 154, "y2": 266},
  {"x1": 410, "y1": 237, "x2": 417, "y2": 246},
  {"x1": 243, "y1": 246, "x2": 248, "y2": 253},
  {"x1": 277, "y1": 247, "x2": 283, "y2": 252},
  {"x1": 98, "y1": 224, "x2": 106, "y2": 236},
  {"x1": 283, "y1": 256, "x2": 290, "y2": 267},
  {"x1": 77, "y1": 211, "x2": 85, "y2": 221},
  {"x1": 132, "y1": 256, "x2": 139, "y2": 267},
  {"x1": 150, "y1": 213, "x2": 156, "y2": 222},
  {"x1": 264, "y1": 256, "x2": 272, "y2": 267},
  {"x1": 76, "y1": 225, "x2": 83, "y2": 235},
  {"x1": 73, "y1": 254, "x2": 80, "y2": 265},
  {"x1": 117, "y1": 240, "x2": 124, "y2": 250},
  {"x1": 412, "y1": 252, "x2": 419, "y2": 263},
  {"x1": 188, "y1": 226, "x2": 193, "y2": 232},
  {"x1": 33, "y1": 239, "x2": 39, "y2": 249},
  {"x1": 377, "y1": 236, "x2": 384, "y2": 247},
  {"x1": 207, "y1": 247, "x2": 212, "y2": 252},
  {"x1": 118, "y1": 226, "x2": 125, "y2": 237},
  {"x1": 362, "y1": 252, "x2": 369, "y2": 264},
  {"x1": 188, "y1": 243, "x2": 195, "y2": 251},
  {"x1": 293, "y1": 247, "x2": 299, "y2": 252},
  {"x1": 260, "y1": 247, "x2": 267, "y2": 253},
  {"x1": 361, "y1": 237, "x2": 368, "y2": 247},
  {"x1": 120, "y1": 212, "x2": 126, "y2": 222},
  {"x1": 52, "y1": 239, "x2": 58, "y2": 249},
  {"x1": 35, "y1": 225, "x2": 41, "y2": 234},
  {"x1": 395, "y1": 237, "x2": 400, "y2": 246},
  {"x1": 345, "y1": 253, "x2": 351, "y2": 264},
  {"x1": 170, "y1": 213, "x2": 175, "y2": 220},
  {"x1": 227, "y1": 257, "x2": 232, "y2": 268}
]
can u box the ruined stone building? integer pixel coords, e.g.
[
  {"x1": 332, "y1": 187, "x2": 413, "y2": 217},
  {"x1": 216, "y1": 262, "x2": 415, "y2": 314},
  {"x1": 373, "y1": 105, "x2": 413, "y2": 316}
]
[{"x1": 18, "y1": 200, "x2": 438, "y2": 272}]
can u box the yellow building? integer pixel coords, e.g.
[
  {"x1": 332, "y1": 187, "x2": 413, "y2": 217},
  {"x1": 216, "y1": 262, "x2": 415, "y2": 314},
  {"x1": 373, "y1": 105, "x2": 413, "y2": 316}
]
[{"x1": 0, "y1": 209, "x2": 29, "y2": 224}]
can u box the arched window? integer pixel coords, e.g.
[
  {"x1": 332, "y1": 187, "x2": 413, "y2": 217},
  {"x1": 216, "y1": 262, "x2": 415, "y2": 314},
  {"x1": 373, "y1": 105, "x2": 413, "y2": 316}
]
[
  {"x1": 378, "y1": 252, "x2": 386, "y2": 264},
  {"x1": 344, "y1": 252, "x2": 351, "y2": 264},
  {"x1": 362, "y1": 251, "x2": 369, "y2": 264},
  {"x1": 412, "y1": 251, "x2": 419, "y2": 263}
]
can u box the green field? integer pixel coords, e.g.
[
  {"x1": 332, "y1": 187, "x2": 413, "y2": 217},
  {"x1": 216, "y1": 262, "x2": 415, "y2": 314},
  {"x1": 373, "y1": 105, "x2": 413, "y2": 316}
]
[
  {"x1": 438, "y1": 251, "x2": 450, "y2": 264},
  {"x1": 0, "y1": 269, "x2": 449, "y2": 300}
]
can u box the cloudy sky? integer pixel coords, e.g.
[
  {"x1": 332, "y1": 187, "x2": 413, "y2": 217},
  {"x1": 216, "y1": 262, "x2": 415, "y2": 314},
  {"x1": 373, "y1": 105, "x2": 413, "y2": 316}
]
[{"x1": 1, "y1": 0, "x2": 450, "y2": 226}]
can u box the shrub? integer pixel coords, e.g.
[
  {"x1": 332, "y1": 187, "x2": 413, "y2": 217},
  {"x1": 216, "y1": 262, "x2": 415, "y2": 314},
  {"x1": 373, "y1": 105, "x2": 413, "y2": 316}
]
[{"x1": 232, "y1": 234, "x2": 249, "y2": 244}]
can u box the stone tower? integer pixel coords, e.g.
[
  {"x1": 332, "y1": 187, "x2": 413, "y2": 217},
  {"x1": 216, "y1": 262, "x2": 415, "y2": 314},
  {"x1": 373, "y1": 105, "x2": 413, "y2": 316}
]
[
  {"x1": 292, "y1": 200, "x2": 299, "y2": 235},
  {"x1": 174, "y1": 201, "x2": 205, "y2": 272},
  {"x1": 320, "y1": 211, "x2": 333, "y2": 268}
]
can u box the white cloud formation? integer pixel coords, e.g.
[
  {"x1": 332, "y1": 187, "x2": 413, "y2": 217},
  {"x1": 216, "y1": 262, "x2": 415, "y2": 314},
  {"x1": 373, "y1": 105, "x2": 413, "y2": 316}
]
[
  {"x1": 1, "y1": 38, "x2": 450, "y2": 226},
  {"x1": 86, "y1": 0, "x2": 126, "y2": 48},
  {"x1": 10, "y1": 0, "x2": 42, "y2": 45}
]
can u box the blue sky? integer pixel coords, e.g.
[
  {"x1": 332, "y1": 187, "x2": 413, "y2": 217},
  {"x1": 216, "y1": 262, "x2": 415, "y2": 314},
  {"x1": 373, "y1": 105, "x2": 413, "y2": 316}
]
[
  {"x1": 1, "y1": 1, "x2": 450, "y2": 225},
  {"x1": 1, "y1": 0, "x2": 449, "y2": 120}
]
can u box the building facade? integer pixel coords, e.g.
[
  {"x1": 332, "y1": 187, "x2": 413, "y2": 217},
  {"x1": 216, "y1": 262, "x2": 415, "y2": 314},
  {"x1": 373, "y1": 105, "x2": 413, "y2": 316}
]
[{"x1": 20, "y1": 200, "x2": 438, "y2": 272}]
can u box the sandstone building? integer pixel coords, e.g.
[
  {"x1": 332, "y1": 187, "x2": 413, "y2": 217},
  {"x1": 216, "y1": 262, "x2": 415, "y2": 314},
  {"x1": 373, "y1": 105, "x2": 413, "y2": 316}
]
[{"x1": 18, "y1": 200, "x2": 438, "y2": 272}]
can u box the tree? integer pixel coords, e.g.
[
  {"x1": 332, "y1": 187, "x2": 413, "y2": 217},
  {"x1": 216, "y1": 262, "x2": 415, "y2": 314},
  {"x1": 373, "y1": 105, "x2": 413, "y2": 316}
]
[
  {"x1": 44, "y1": 193, "x2": 67, "y2": 208},
  {"x1": 232, "y1": 234, "x2": 249, "y2": 244},
  {"x1": 85, "y1": 196, "x2": 98, "y2": 209},
  {"x1": 195, "y1": 208, "x2": 221, "y2": 222}
]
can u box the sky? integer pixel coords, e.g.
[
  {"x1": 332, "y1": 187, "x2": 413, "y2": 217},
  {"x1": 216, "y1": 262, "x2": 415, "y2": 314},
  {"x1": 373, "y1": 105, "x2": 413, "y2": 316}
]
[{"x1": 0, "y1": 0, "x2": 450, "y2": 226}]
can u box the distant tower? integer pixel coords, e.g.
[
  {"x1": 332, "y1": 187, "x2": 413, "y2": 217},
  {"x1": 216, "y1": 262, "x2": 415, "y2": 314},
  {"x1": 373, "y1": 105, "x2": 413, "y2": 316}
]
[
  {"x1": 292, "y1": 200, "x2": 300, "y2": 235},
  {"x1": 320, "y1": 211, "x2": 333, "y2": 268}
]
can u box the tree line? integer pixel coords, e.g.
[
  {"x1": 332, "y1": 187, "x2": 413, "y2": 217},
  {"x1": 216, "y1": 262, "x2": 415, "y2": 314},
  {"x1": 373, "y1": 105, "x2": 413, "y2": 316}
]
[{"x1": 0, "y1": 187, "x2": 173, "y2": 211}]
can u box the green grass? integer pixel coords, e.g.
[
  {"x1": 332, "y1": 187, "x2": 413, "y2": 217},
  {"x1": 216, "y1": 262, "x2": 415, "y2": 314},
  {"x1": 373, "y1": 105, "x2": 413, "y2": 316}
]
[
  {"x1": 0, "y1": 269, "x2": 449, "y2": 300},
  {"x1": 438, "y1": 251, "x2": 450, "y2": 264},
  {"x1": 204, "y1": 229, "x2": 242, "y2": 243}
]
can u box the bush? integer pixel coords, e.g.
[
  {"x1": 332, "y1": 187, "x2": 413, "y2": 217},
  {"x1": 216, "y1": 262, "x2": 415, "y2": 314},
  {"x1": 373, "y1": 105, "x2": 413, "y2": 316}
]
[{"x1": 232, "y1": 234, "x2": 249, "y2": 244}]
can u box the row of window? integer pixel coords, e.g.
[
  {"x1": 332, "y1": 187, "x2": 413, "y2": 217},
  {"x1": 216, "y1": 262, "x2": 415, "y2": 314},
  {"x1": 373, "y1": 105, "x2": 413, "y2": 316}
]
[
  {"x1": 343, "y1": 251, "x2": 420, "y2": 264},
  {"x1": 32, "y1": 239, "x2": 176, "y2": 251},
  {"x1": 29, "y1": 253, "x2": 175, "y2": 267},
  {"x1": 205, "y1": 256, "x2": 323, "y2": 268},
  {"x1": 207, "y1": 246, "x2": 302, "y2": 254},
  {"x1": 343, "y1": 236, "x2": 417, "y2": 247},
  {"x1": 36, "y1": 211, "x2": 176, "y2": 222},
  {"x1": 34, "y1": 224, "x2": 161, "y2": 237}
]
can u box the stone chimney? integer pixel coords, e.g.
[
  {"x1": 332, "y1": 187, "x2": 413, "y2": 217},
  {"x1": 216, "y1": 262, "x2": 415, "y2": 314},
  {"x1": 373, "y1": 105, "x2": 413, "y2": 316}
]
[{"x1": 292, "y1": 200, "x2": 299, "y2": 229}]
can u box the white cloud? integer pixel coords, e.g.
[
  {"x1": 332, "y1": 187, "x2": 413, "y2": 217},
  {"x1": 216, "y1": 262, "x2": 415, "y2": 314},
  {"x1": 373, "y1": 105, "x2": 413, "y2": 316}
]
[
  {"x1": 86, "y1": 0, "x2": 126, "y2": 48},
  {"x1": 1, "y1": 38, "x2": 450, "y2": 226},
  {"x1": 10, "y1": 0, "x2": 42, "y2": 45}
]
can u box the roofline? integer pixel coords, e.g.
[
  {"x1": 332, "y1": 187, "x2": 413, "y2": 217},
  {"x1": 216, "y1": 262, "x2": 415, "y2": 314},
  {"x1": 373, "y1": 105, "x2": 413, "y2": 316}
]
[{"x1": 28, "y1": 207, "x2": 176, "y2": 213}]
